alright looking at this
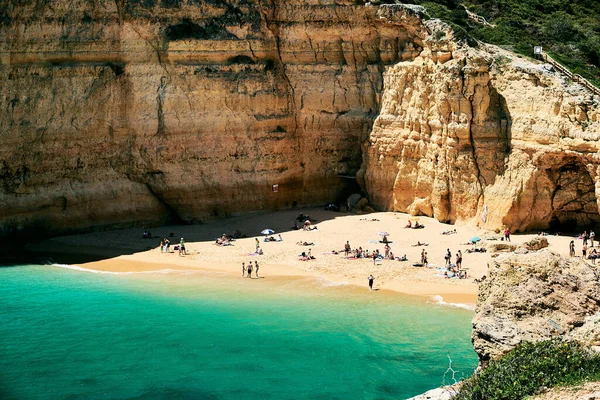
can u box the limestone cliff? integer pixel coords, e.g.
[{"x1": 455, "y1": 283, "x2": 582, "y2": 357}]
[
  {"x1": 0, "y1": 1, "x2": 427, "y2": 241},
  {"x1": 471, "y1": 250, "x2": 600, "y2": 364},
  {"x1": 361, "y1": 26, "x2": 600, "y2": 232}
]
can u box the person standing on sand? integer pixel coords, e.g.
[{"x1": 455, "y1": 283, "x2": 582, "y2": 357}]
[
  {"x1": 368, "y1": 274, "x2": 375, "y2": 290},
  {"x1": 160, "y1": 240, "x2": 164, "y2": 253},
  {"x1": 255, "y1": 261, "x2": 259, "y2": 277},
  {"x1": 591, "y1": 230, "x2": 596, "y2": 247},
  {"x1": 445, "y1": 248, "x2": 451, "y2": 266},
  {"x1": 179, "y1": 238, "x2": 186, "y2": 256},
  {"x1": 583, "y1": 243, "x2": 588, "y2": 259},
  {"x1": 456, "y1": 250, "x2": 463, "y2": 269},
  {"x1": 583, "y1": 231, "x2": 589, "y2": 246},
  {"x1": 504, "y1": 228, "x2": 511, "y2": 242},
  {"x1": 255, "y1": 238, "x2": 260, "y2": 251},
  {"x1": 247, "y1": 261, "x2": 253, "y2": 278},
  {"x1": 569, "y1": 240, "x2": 575, "y2": 257},
  {"x1": 242, "y1": 262, "x2": 246, "y2": 277},
  {"x1": 345, "y1": 241, "x2": 351, "y2": 256}
]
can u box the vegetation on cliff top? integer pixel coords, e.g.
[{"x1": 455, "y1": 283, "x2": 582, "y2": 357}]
[
  {"x1": 454, "y1": 340, "x2": 600, "y2": 400},
  {"x1": 384, "y1": 0, "x2": 600, "y2": 87}
]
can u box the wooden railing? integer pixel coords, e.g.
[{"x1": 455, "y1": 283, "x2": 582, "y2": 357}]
[{"x1": 542, "y1": 53, "x2": 600, "y2": 97}]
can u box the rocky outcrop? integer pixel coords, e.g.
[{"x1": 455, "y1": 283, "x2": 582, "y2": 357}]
[
  {"x1": 471, "y1": 250, "x2": 600, "y2": 363},
  {"x1": 0, "y1": 1, "x2": 430, "y2": 242},
  {"x1": 361, "y1": 26, "x2": 600, "y2": 232}
]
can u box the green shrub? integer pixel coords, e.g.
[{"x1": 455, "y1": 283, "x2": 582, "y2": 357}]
[
  {"x1": 455, "y1": 339, "x2": 600, "y2": 400},
  {"x1": 402, "y1": 0, "x2": 600, "y2": 88}
]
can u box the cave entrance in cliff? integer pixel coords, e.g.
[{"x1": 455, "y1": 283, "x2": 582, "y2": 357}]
[
  {"x1": 547, "y1": 160, "x2": 600, "y2": 233},
  {"x1": 337, "y1": 174, "x2": 364, "y2": 205}
]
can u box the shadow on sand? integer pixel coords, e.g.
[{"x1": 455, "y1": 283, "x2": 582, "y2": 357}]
[{"x1": 9, "y1": 208, "x2": 352, "y2": 266}]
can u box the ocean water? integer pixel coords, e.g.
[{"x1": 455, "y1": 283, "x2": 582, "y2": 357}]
[{"x1": 0, "y1": 265, "x2": 478, "y2": 399}]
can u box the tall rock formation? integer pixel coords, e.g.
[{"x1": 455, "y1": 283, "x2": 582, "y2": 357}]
[
  {"x1": 0, "y1": 1, "x2": 426, "y2": 241},
  {"x1": 2, "y1": 0, "x2": 600, "y2": 242},
  {"x1": 361, "y1": 26, "x2": 600, "y2": 232}
]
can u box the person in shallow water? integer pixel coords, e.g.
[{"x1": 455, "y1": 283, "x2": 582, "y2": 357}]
[{"x1": 368, "y1": 274, "x2": 375, "y2": 290}]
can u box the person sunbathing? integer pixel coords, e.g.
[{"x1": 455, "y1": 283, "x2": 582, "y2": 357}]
[
  {"x1": 412, "y1": 222, "x2": 424, "y2": 229},
  {"x1": 442, "y1": 229, "x2": 457, "y2": 235},
  {"x1": 296, "y1": 241, "x2": 314, "y2": 246},
  {"x1": 405, "y1": 220, "x2": 412, "y2": 228},
  {"x1": 411, "y1": 241, "x2": 429, "y2": 246}
]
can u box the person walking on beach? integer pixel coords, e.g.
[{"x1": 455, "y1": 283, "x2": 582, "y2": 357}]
[
  {"x1": 569, "y1": 240, "x2": 575, "y2": 257},
  {"x1": 421, "y1": 249, "x2": 428, "y2": 266},
  {"x1": 242, "y1": 262, "x2": 246, "y2": 277},
  {"x1": 255, "y1": 261, "x2": 259, "y2": 278},
  {"x1": 179, "y1": 238, "x2": 186, "y2": 256},
  {"x1": 247, "y1": 261, "x2": 253, "y2": 278},
  {"x1": 368, "y1": 274, "x2": 375, "y2": 290}
]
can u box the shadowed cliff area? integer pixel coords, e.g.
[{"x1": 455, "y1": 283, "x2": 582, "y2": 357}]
[{"x1": 0, "y1": 0, "x2": 422, "y2": 248}]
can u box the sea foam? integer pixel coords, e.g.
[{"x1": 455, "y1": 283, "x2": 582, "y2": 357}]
[
  {"x1": 430, "y1": 295, "x2": 475, "y2": 311},
  {"x1": 49, "y1": 263, "x2": 199, "y2": 276}
]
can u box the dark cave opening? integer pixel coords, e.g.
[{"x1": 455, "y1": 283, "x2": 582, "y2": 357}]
[{"x1": 547, "y1": 160, "x2": 600, "y2": 233}]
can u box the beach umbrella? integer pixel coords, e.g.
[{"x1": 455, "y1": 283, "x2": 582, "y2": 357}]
[
  {"x1": 470, "y1": 236, "x2": 481, "y2": 243},
  {"x1": 378, "y1": 232, "x2": 390, "y2": 237},
  {"x1": 261, "y1": 229, "x2": 275, "y2": 235}
]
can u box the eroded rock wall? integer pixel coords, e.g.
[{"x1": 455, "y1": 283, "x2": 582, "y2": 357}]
[
  {"x1": 362, "y1": 26, "x2": 600, "y2": 232},
  {"x1": 0, "y1": 1, "x2": 427, "y2": 240},
  {"x1": 471, "y1": 250, "x2": 600, "y2": 363}
]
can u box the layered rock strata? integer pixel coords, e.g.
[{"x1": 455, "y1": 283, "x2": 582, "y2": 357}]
[
  {"x1": 0, "y1": 1, "x2": 428, "y2": 240},
  {"x1": 362, "y1": 29, "x2": 600, "y2": 232}
]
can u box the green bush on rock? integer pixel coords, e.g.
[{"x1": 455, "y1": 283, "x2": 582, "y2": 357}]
[{"x1": 455, "y1": 340, "x2": 600, "y2": 400}]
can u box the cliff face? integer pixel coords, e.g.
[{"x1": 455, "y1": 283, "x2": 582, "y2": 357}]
[
  {"x1": 361, "y1": 29, "x2": 600, "y2": 232},
  {"x1": 0, "y1": 1, "x2": 427, "y2": 239}
]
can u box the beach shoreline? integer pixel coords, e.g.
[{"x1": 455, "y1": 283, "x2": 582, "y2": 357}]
[{"x1": 26, "y1": 208, "x2": 579, "y2": 308}]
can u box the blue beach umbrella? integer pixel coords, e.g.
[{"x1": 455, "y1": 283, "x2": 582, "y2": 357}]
[
  {"x1": 470, "y1": 236, "x2": 481, "y2": 243},
  {"x1": 261, "y1": 229, "x2": 275, "y2": 235}
]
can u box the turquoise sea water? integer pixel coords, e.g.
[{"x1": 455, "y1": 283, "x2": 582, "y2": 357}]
[{"x1": 0, "y1": 265, "x2": 477, "y2": 399}]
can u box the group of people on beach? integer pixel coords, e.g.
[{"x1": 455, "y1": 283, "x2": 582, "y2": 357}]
[
  {"x1": 570, "y1": 229, "x2": 599, "y2": 263},
  {"x1": 443, "y1": 248, "x2": 466, "y2": 278},
  {"x1": 159, "y1": 237, "x2": 187, "y2": 256},
  {"x1": 343, "y1": 240, "x2": 405, "y2": 262},
  {"x1": 242, "y1": 261, "x2": 260, "y2": 278}
]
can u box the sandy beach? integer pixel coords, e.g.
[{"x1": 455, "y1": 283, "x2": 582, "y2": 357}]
[{"x1": 27, "y1": 208, "x2": 580, "y2": 307}]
